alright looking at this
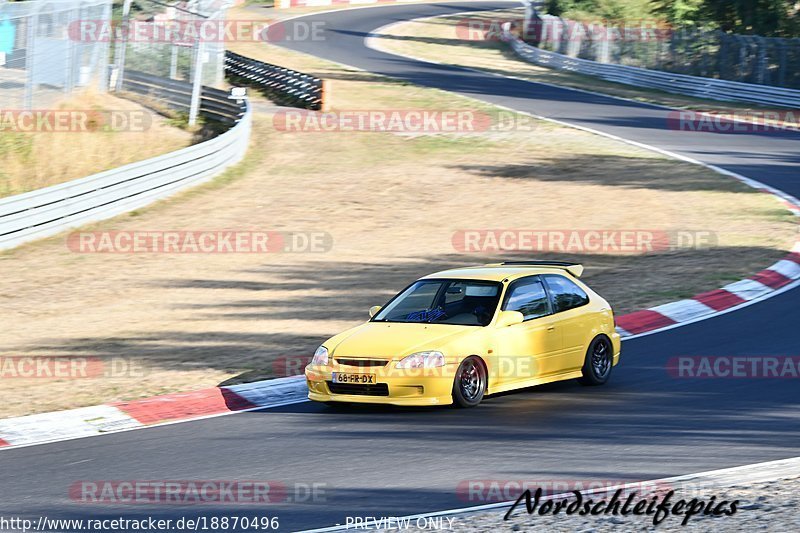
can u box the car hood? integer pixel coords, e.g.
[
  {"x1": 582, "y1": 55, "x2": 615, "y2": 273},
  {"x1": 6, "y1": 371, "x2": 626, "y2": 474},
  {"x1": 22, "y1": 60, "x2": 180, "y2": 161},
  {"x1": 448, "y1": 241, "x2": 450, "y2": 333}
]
[{"x1": 326, "y1": 322, "x2": 478, "y2": 360}]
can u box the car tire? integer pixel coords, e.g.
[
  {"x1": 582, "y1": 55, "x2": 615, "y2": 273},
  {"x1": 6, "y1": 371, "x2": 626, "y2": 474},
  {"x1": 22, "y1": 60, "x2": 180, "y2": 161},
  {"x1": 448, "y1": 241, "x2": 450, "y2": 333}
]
[
  {"x1": 578, "y1": 336, "x2": 613, "y2": 386},
  {"x1": 452, "y1": 356, "x2": 487, "y2": 408}
]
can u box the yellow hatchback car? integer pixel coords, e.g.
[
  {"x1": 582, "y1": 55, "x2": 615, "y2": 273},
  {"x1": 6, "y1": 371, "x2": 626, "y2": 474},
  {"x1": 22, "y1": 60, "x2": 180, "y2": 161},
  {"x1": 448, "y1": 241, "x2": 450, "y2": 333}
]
[{"x1": 305, "y1": 261, "x2": 621, "y2": 407}]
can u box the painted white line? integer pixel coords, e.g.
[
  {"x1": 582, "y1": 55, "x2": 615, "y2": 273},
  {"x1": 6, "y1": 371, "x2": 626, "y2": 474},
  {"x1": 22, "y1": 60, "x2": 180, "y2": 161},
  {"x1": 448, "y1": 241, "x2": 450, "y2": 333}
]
[
  {"x1": 300, "y1": 455, "x2": 800, "y2": 532},
  {"x1": 364, "y1": 12, "x2": 681, "y2": 113},
  {"x1": 365, "y1": 17, "x2": 799, "y2": 210},
  {"x1": 273, "y1": 0, "x2": 522, "y2": 24},
  {"x1": 2, "y1": 1, "x2": 798, "y2": 452},
  {"x1": 366, "y1": 6, "x2": 800, "y2": 143},
  {"x1": 364, "y1": 18, "x2": 800, "y2": 341}
]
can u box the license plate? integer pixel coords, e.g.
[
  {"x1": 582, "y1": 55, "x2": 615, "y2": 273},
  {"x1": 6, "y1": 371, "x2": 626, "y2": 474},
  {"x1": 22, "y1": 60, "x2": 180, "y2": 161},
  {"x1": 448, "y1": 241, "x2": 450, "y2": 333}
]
[{"x1": 332, "y1": 373, "x2": 377, "y2": 384}]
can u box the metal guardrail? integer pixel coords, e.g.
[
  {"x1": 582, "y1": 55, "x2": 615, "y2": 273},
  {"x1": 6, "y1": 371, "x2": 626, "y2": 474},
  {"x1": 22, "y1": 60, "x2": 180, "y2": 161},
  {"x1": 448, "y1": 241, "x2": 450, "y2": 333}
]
[
  {"x1": 504, "y1": 30, "x2": 800, "y2": 109},
  {"x1": 0, "y1": 88, "x2": 251, "y2": 251},
  {"x1": 0, "y1": 48, "x2": 320, "y2": 251},
  {"x1": 225, "y1": 51, "x2": 325, "y2": 110},
  {"x1": 122, "y1": 70, "x2": 246, "y2": 126},
  {"x1": 526, "y1": 12, "x2": 800, "y2": 90}
]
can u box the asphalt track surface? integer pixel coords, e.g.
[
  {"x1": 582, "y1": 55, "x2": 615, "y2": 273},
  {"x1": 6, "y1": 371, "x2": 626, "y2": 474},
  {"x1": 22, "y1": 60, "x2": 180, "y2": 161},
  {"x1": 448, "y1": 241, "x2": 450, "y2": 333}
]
[{"x1": 1, "y1": 3, "x2": 799, "y2": 532}]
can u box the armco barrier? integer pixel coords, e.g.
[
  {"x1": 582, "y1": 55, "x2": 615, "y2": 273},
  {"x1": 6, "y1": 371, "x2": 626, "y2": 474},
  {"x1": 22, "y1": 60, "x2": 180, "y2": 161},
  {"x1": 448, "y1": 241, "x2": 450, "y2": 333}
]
[
  {"x1": 0, "y1": 92, "x2": 250, "y2": 251},
  {"x1": 225, "y1": 51, "x2": 325, "y2": 110},
  {"x1": 503, "y1": 29, "x2": 800, "y2": 108},
  {"x1": 122, "y1": 70, "x2": 246, "y2": 126}
]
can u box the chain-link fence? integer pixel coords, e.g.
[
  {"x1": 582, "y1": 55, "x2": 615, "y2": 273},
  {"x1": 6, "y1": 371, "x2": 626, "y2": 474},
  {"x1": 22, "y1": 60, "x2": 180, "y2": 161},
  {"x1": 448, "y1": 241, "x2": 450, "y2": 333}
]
[
  {"x1": 526, "y1": 11, "x2": 800, "y2": 90},
  {"x1": 0, "y1": 0, "x2": 111, "y2": 110},
  {"x1": 0, "y1": 0, "x2": 230, "y2": 123},
  {"x1": 113, "y1": 0, "x2": 231, "y2": 124}
]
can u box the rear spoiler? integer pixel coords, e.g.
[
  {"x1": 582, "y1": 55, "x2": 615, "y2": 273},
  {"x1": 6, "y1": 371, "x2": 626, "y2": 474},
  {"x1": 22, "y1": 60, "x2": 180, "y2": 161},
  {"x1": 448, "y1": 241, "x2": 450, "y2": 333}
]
[{"x1": 498, "y1": 261, "x2": 584, "y2": 278}]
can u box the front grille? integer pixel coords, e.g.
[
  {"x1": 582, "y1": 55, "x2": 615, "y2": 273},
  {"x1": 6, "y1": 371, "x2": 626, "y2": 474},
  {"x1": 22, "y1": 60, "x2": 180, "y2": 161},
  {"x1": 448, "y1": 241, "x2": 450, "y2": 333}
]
[
  {"x1": 334, "y1": 358, "x2": 388, "y2": 368},
  {"x1": 327, "y1": 382, "x2": 390, "y2": 396}
]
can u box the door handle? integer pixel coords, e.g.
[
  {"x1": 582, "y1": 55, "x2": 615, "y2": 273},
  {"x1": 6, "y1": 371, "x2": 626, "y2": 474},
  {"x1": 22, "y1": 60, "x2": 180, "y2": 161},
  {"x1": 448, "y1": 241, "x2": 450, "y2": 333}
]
[{"x1": 547, "y1": 325, "x2": 556, "y2": 331}]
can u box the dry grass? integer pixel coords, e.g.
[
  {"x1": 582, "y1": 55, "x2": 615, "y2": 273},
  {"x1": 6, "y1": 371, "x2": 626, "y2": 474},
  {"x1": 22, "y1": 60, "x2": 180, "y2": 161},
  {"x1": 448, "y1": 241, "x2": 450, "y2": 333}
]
[
  {"x1": 374, "y1": 8, "x2": 800, "y2": 118},
  {"x1": 0, "y1": 8, "x2": 795, "y2": 418},
  {"x1": 0, "y1": 91, "x2": 193, "y2": 198}
]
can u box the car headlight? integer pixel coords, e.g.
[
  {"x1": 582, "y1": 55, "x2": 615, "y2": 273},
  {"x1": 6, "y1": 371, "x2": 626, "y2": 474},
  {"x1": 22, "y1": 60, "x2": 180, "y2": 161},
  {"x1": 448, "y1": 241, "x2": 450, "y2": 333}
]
[
  {"x1": 310, "y1": 346, "x2": 329, "y2": 366},
  {"x1": 396, "y1": 351, "x2": 445, "y2": 369}
]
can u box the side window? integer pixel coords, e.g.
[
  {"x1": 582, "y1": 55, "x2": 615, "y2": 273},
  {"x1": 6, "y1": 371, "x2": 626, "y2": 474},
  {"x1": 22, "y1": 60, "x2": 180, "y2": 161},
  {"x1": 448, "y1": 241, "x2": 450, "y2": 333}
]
[
  {"x1": 543, "y1": 274, "x2": 589, "y2": 313},
  {"x1": 502, "y1": 277, "x2": 550, "y2": 321}
]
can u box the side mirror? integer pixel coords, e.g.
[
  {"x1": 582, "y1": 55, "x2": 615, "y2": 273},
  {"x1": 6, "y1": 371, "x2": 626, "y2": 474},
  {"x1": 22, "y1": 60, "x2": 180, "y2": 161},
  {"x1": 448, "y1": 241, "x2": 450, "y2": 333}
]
[
  {"x1": 496, "y1": 310, "x2": 524, "y2": 327},
  {"x1": 369, "y1": 305, "x2": 382, "y2": 318}
]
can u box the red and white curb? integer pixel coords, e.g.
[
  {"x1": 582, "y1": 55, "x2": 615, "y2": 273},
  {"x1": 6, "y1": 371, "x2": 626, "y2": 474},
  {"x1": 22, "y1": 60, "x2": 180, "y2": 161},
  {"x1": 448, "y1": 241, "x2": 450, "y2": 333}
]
[
  {"x1": 2, "y1": 228, "x2": 798, "y2": 450},
  {"x1": 615, "y1": 244, "x2": 800, "y2": 337},
  {"x1": 365, "y1": 18, "x2": 800, "y2": 339},
  {"x1": 2, "y1": 4, "x2": 800, "y2": 451},
  {"x1": 3, "y1": 231, "x2": 793, "y2": 448},
  {"x1": 0, "y1": 376, "x2": 307, "y2": 449}
]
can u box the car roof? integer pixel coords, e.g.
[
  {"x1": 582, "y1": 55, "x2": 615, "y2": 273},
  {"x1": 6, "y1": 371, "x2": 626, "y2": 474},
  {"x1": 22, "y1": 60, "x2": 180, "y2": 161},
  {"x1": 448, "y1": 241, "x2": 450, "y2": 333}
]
[{"x1": 420, "y1": 263, "x2": 583, "y2": 283}]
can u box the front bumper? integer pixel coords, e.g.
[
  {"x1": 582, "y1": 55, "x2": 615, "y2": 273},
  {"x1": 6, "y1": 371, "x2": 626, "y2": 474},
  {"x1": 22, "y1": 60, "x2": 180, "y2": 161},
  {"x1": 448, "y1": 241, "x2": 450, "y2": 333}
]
[{"x1": 305, "y1": 363, "x2": 457, "y2": 406}]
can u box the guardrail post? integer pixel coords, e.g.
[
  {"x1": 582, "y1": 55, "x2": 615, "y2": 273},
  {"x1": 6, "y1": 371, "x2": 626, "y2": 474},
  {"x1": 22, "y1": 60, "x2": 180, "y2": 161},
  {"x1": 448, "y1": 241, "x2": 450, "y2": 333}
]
[
  {"x1": 23, "y1": 5, "x2": 39, "y2": 109},
  {"x1": 189, "y1": 40, "x2": 205, "y2": 126},
  {"x1": 113, "y1": 0, "x2": 133, "y2": 91},
  {"x1": 522, "y1": 1, "x2": 534, "y2": 42},
  {"x1": 321, "y1": 80, "x2": 330, "y2": 112},
  {"x1": 170, "y1": 46, "x2": 178, "y2": 79},
  {"x1": 64, "y1": 3, "x2": 77, "y2": 94},
  {"x1": 97, "y1": 0, "x2": 111, "y2": 92},
  {"x1": 505, "y1": 30, "x2": 800, "y2": 108}
]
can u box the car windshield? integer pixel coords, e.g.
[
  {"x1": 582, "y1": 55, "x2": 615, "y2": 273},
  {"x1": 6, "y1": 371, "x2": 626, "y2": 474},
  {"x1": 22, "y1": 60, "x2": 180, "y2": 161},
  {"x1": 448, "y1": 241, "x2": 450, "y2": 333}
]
[{"x1": 372, "y1": 279, "x2": 502, "y2": 326}]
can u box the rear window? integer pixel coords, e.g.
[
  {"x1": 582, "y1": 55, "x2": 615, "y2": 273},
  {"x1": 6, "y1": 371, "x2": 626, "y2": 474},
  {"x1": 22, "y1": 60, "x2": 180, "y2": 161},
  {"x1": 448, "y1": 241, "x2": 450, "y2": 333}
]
[{"x1": 543, "y1": 274, "x2": 590, "y2": 313}]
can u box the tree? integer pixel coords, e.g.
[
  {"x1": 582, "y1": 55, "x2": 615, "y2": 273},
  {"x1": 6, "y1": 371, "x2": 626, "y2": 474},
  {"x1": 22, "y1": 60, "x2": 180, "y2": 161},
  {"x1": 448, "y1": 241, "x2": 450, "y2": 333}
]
[
  {"x1": 653, "y1": 0, "x2": 800, "y2": 36},
  {"x1": 544, "y1": 0, "x2": 800, "y2": 36},
  {"x1": 545, "y1": 0, "x2": 653, "y2": 21},
  {"x1": 651, "y1": 0, "x2": 705, "y2": 27}
]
